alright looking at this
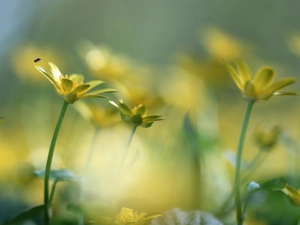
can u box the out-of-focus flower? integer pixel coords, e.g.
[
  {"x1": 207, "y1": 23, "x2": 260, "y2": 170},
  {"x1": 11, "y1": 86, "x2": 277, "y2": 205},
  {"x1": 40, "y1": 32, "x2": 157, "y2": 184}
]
[
  {"x1": 35, "y1": 62, "x2": 117, "y2": 103},
  {"x1": 175, "y1": 27, "x2": 251, "y2": 91},
  {"x1": 254, "y1": 125, "x2": 281, "y2": 151},
  {"x1": 287, "y1": 33, "x2": 300, "y2": 57},
  {"x1": 11, "y1": 44, "x2": 66, "y2": 84},
  {"x1": 201, "y1": 27, "x2": 250, "y2": 61},
  {"x1": 224, "y1": 60, "x2": 297, "y2": 101},
  {"x1": 101, "y1": 207, "x2": 161, "y2": 225},
  {"x1": 177, "y1": 54, "x2": 232, "y2": 89},
  {"x1": 116, "y1": 82, "x2": 165, "y2": 111},
  {"x1": 109, "y1": 99, "x2": 164, "y2": 128},
  {"x1": 115, "y1": 207, "x2": 147, "y2": 225},
  {"x1": 74, "y1": 101, "x2": 120, "y2": 128},
  {"x1": 78, "y1": 42, "x2": 132, "y2": 82}
]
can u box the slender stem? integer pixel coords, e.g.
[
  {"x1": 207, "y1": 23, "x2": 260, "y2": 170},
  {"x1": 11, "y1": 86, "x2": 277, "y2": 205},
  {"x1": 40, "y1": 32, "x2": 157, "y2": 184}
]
[
  {"x1": 241, "y1": 150, "x2": 266, "y2": 183},
  {"x1": 49, "y1": 179, "x2": 59, "y2": 206},
  {"x1": 44, "y1": 101, "x2": 69, "y2": 223},
  {"x1": 111, "y1": 125, "x2": 137, "y2": 225},
  {"x1": 234, "y1": 100, "x2": 254, "y2": 225},
  {"x1": 216, "y1": 150, "x2": 266, "y2": 218}
]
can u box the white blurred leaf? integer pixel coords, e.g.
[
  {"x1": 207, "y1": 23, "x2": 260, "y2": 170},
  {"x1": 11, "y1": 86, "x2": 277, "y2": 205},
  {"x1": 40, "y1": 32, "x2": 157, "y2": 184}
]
[{"x1": 149, "y1": 208, "x2": 223, "y2": 225}]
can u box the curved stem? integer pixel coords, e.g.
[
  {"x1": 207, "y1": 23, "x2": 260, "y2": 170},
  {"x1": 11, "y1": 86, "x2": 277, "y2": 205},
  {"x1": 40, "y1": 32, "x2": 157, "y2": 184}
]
[
  {"x1": 235, "y1": 100, "x2": 254, "y2": 225},
  {"x1": 44, "y1": 101, "x2": 69, "y2": 223},
  {"x1": 111, "y1": 125, "x2": 137, "y2": 225}
]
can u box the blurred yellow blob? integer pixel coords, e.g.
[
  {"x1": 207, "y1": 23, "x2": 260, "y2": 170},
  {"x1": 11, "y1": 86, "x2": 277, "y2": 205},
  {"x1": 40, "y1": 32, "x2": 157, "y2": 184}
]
[
  {"x1": 287, "y1": 33, "x2": 300, "y2": 57},
  {"x1": 10, "y1": 44, "x2": 64, "y2": 84},
  {"x1": 78, "y1": 41, "x2": 132, "y2": 82},
  {"x1": 201, "y1": 27, "x2": 246, "y2": 61},
  {"x1": 100, "y1": 207, "x2": 160, "y2": 225}
]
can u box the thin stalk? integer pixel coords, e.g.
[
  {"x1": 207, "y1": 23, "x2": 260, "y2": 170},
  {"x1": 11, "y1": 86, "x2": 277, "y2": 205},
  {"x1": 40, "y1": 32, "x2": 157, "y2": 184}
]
[
  {"x1": 49, "y1": 179, "x2": 59, "y2": 206},
  {"x1": 216, "y1": 150, "x2": 266, "y2": 218},
  {"x1": 241, "y1": 150, "x2": 266, "y2": 183},
  {"x1": 234, "y1": 100, "x2": 254, "y2": 225},
  {"x1": 111, "y1": 125, "x2": 137, "y2": 225},
  {"x1": 44, "y1": 101, "x2": 69, "y2": 223}
]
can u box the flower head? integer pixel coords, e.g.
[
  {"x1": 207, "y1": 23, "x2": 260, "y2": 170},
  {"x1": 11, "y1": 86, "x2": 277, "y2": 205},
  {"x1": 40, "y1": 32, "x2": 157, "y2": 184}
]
[
  {"x1": 100, "y1": 207, "x2": 161, "y2": 225},
  {"x1": 74, "y1": 101, "x2": 120, "y2": 128},
  {"x1": 109, "y1": 99, "x2": 165, "y2": 128},
  {"x1": 35, "y1": 62, "x2": 117, "y2": 103},
  {"x1": 115, "y1": 207, "x2": 147, "y2": 224},
  {"x1": 225, "y1": 61, "x2": 297, "y2": 101},
  {"x1": 254, "y1": 125, "x2": 281, "y2": 151}
]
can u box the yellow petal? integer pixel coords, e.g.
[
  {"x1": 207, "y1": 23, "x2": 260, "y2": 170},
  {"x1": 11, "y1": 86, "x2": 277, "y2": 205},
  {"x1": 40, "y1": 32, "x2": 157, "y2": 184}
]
[
  {"x1": 236, "y1": 60, "x2": 252, "y2": 83},
  {"x1": 49, "y1": 62, "x2": 62, "y2": 81},
  {"x1": 83, "y1": 88, "x2": 117, "y2": 96},
  {"x1": 224, "y1": 63, "x2": 244, "y2": 90},
  {"x1": 69, "y1": 74, "x2": 84, "y2": 83},
  {"x1": 61, "y1": 78, "x2": 74, "y2": 93},
  {"x1": 134, "y1": 105, "x2": 147, "y2": 116},
  {"x1": 274, "y1": 91, "x2": 298, "y2": 96},
  {"x1": 79, "y1": 94, "x2": 107, "y2": 99},
  {"x1": 253, "y1": 67, "x2": 274, "y2": 91},
  {"x1": 86, "y1": 80, "x2": 105, "y2": 90},
  {"x1": 268, "y1": 78, "x2": 296, "y2": 93},
  {"x1": 35, "y1": 65, "x2": 61, "y2": 92},
  {"x1": 282, "y1": 184, "x2": 300, "y2": 206},
  {"x1": 73, "y1": 84, "x2": 90, "y2": 95}
]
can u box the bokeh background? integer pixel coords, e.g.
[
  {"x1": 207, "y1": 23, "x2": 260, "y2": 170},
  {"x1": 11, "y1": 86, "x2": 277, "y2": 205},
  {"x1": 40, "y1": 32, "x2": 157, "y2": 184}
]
[{"x1": 1, "y1": 1, "x2": 300, "y2": 224}]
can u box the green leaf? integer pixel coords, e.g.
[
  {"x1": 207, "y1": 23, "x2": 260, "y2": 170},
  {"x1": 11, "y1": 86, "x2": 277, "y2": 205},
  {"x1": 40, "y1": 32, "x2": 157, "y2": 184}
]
[
  {"x1": 260, "y1": 179, "x2": 286, "y2": 191},
  {"x1": 34, "y1": 169, "x2": 81, "y2": 182},
  {"x1": 2, "y1": 205, "x2": 44, "y2": 225}
]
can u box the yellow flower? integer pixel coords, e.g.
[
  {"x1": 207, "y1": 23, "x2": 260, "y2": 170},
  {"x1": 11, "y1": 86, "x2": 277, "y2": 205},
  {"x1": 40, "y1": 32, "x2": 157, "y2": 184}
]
[
  {"x1": 78, "y1": 42, "x2": 131, "y2": 82},
  {"x1": 225, "y1": 61, "x2": 297, "y2": 101},
  {"x1": 281, "y1": 184, "x2": 300, "y2": 206},
  {"x1": 254, "y1": 125, "x2": 281, "y2": 151},
  {"x1": 201, "y1": 26, "x2": 247, "y2": 61},
  {"x1": 109, "y1": 99, "x2": 165, "y2": 128},
  {"x1": 115, "y1": 207, "x2": 147, "y2": 224},
  {"x1": 100, "y1": 207, "x2": 161, "y2": 225},
  {"x1": 73, "y1": 101, "x2": 120, "y2": 128},
  {"x1": 35, "y1": 62, "x2": 117, "y2": 103}
]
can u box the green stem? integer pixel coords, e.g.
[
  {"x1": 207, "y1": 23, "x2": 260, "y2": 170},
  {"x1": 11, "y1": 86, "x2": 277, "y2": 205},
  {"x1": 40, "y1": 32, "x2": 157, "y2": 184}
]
[
  {"x1": 235, "y1": 100, "x2": 254, "y2": 225},
  {"x1": 49, "y1": 179, "x2": 59, "y2": 206},
  {"x1": 111, "y1": 125, "x2": 137, "y2": 225},
  {"x1": 216, "y1": 149, "x2": 265, "y2": 218},
  {"x1": 241, "y1": 150, "x2": 266, "y2": 183},
  {"x1": 44, "y1": 101, "x2": 69, "y2": 222}
]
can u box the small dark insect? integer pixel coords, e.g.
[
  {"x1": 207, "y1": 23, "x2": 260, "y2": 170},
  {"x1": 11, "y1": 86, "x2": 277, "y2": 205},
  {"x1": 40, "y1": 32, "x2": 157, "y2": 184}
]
[{"x1": 34, "y1": 58, "x2": 41, "y2": 63}]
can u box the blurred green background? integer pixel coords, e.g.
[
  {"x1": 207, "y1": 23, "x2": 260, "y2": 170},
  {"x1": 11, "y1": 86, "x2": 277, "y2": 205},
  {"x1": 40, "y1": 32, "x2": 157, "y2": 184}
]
[{"x1": 1, "y1": 1, "x2": 300, "y2": 224}]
